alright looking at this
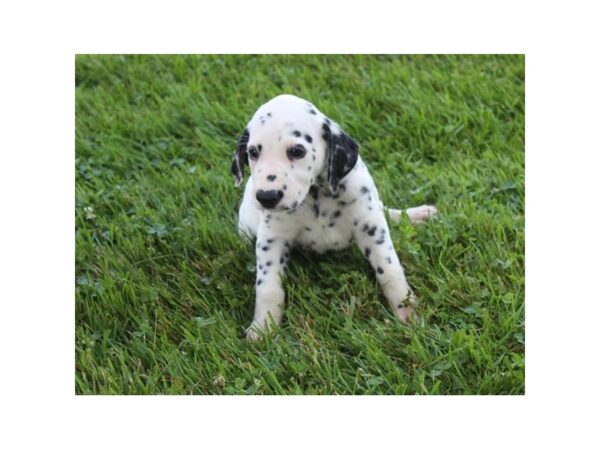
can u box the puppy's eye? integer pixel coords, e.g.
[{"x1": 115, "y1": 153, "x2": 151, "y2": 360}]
[
  {"x1": 248, "y1": 147, "x2": 259, "y2": 160},
  {"x1": 288, "y1": 145, "x2": 306, "y2": 159}
]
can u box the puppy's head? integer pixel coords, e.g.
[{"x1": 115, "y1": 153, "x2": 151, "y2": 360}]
[{"x1": 231, "y1": 94, "x2": 359, "y2": 211}]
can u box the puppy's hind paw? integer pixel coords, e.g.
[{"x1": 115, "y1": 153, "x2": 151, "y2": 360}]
[{"x1": 405, "y1": 205, "x2": 438, "y2": 225}]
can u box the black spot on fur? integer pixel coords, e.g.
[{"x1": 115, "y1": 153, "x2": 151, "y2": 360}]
[
  {"x1": 267, "y1": 174, "x2": 276, "y2": 181},
  {"x1": 267, "y1": 238, "x2": 274, "y2": 243},
  {"x1": 354, "y1": 220, "x2": 358, "y2": 226},
  {"x1": 257, "y1": 279, "x2": 263, "y2": 285},
  {"x1": 263, "y1": 270, "x2": 267, "y2": 275},
  {"x1": 363, "y1": 224, "x2": 376, "y2": 236},
  {"x1": 365, "y1": 247, "x2": 371, "y2": 258},
  {"x1": 332, "y1": 210, "x2": 341, "y2": 219},
  {"x1": 293, "y1": 130, "x2": 301, "y2": 137},
  {"x1": 397, "y1": 304, "x2": 404, "y2": 309},
  {"x1": 361, "y1": 186, "x2": 369, "y2": 194},
  {"x1": 267, "y1": 112, "x2": 272, "y2": 117},
  {"x1": 305, "y1": 226, "x2": 312, "y2": 231},
  {"x1": 309, "y1": 185, "x2": 319, "y2": 201},
  {"x1": 305, "y1": 134, "x2": 313, "y2": 143},
  {"x1": 386, "y1": 256, "x2": 392, "y2": 264},
  {"x1": 266, "y1": 261, "x2": 272, "y2": 266},
  {"x1": 329, "y1": 222, "x2": 335, "y2": 227},
  {"x1": 377, "y1": 267, "x2": 384, "y2": 274},
  {"x1": 262, "y1": 246, "x2": 269, "y2": 251},
  {"x1": 313, "y1": 203, "x2": 320, "y2": 218},
  {"x1": 309, "y1": 108, "x2": 317, "y2": 115},
  {"x1": 258, "y1": 264, "x2": 263, "y2": 270},
  {"x1": 280, "y1": 257, "x2": 285, "y2": 264},
  {"x1": 312, "y1": 154, "x2": 316, "y2": 161},
  {"x1": 282, "y1": 184, "x2": 287, "y2": 191},
  {"x1": 308, "y1": 166, "x2": 312, "y2": 170}
]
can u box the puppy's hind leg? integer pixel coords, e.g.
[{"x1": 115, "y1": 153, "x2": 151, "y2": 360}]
[{"x1": 386, "y1": 205, "x2": 438, "y2": 225}]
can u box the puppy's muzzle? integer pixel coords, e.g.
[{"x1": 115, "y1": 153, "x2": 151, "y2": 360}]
[{"x1": 256, "y1": 189, "x2": 284, "y2": 209}]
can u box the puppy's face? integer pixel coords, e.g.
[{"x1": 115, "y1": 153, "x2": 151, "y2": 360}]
[
  {"x1": 246, "y1": 121, "x2": 324, "y2": 212},
  {"x1": 231, "y1": 94, "x2": 359, "y2": 212},
  {"x1": 234, "y1": 95, "x2": 326, "y2": 212}
]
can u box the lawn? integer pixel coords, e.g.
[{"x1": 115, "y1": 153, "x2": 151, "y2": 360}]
[{"x1": 75, "y1": 54, "x2": 524, "y2": 394}]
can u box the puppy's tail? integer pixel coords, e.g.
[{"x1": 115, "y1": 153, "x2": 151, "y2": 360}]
[{"x1": 386, "y1": 204, "x2": 438, "y2": 225}]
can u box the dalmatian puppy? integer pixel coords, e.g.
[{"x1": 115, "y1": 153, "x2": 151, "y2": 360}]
[{"x1": 231, "y1": 94, "x2": 437, "y2": 340}]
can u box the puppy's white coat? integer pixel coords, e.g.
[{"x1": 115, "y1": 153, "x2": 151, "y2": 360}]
[{"x1": 231, "y1": 94, "x2": 436, "y2": 340}]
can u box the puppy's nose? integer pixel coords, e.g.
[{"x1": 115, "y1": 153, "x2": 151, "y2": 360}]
[{"x1": 256, "y1": 189, "x2": 284, "y2": 209}]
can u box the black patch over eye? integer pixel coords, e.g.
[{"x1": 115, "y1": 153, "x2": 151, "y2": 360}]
[
  {"x1": 287, "y1": 145, "x2": 306, "y2": 160},
  {"x1": 248, "y1": 146, "x2": 259, "y2": 160}
]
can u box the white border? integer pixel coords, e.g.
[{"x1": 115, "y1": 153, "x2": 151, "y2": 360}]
[{"x1": 1, "y1": 1, "x2": 599, "y2": 449}]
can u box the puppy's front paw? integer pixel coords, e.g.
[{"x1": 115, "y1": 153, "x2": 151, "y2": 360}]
[
  {"x1": 246, "y1": 325, "x2": 262, "y2": 341},
  {"x1": 245, "y1": 320, "x2": 273, "y2": 341},
  {"x1": 396, "y1": 304, "x2": 417, "y2": 322},
  {"x1": 406, "y1": 205, "x2": 438, "y2": 225},
  {"x1": 394, "y1": 292, "x2": 418, "y2": 323}
]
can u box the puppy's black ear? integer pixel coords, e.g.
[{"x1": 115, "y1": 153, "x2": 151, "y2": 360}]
[
  {"x1": 231, "y1": 129, "x2": 249, "y2": 187},
  {"x1": 322, "y1": 121, "x2": 359, "y2": 193}
]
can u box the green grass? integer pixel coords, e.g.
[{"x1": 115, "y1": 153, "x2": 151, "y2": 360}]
[{"x1": 75, "y1": 54, "x2": 524, "y2": 394}]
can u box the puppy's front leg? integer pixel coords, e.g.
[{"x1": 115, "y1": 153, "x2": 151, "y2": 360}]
[
  {"x1": 353, "y1": 212, "x2": 416, "y2": 322},
  {"x1": 246, "y1": 234, "x2": 291, "y2": 340}
]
